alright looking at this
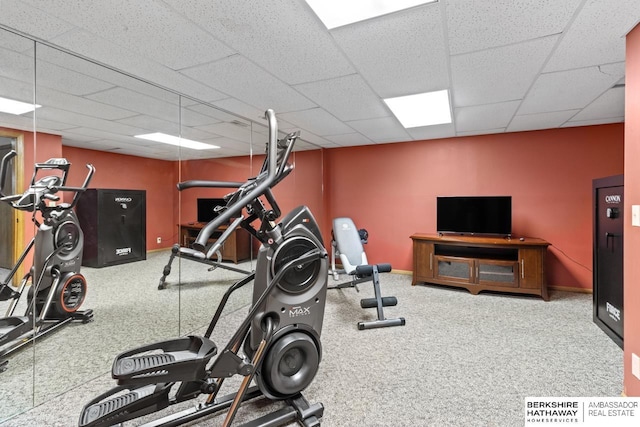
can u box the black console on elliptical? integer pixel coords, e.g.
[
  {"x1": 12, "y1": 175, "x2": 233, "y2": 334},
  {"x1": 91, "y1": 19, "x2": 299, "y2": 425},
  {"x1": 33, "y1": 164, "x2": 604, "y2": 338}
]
[
  {"x1": 79, "y1": 109, "x2": 328, "y2": 427},
  {"x1": 0, "y1": 152, "x2": 95, "y2": 371}
]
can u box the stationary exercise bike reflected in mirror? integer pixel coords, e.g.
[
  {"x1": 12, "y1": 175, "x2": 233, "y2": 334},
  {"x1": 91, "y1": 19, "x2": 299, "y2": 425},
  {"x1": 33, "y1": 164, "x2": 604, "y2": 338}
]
[{"x1": 79, "y1": 109, "x2": 328, "y2": 427}]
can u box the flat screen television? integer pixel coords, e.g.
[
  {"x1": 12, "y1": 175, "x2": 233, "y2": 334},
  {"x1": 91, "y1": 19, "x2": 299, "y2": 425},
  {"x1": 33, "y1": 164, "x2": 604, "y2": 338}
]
[
  {"x1": 437, "y1": 196, "x2": 512, "y2": 236},
  {"x1": 197, "y1": 198, "x2": 227, "y2": 223}
]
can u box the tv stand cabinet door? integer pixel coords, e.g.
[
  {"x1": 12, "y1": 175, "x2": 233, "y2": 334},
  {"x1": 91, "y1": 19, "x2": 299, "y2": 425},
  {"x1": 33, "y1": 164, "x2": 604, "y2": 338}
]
[
  {"x1": 519, "y1": 247, "x2": 545, "y2": 295},
  {"x1": 475, "y1": 259, "x2": 518, "y2": 288},
  {"x1": 412, "y1": 241, "x2": 434, "y2": 284},
  {"x1": 434, "y1": 255, "x2": 474, "y2": 284}
]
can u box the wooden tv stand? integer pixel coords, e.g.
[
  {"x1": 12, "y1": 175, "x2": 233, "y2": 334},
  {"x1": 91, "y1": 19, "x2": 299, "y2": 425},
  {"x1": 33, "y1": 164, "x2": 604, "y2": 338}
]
[
  {"x1": 410, "y1": 233, "x2": 550, "y2": 300},
  {"x1": 179, "y1": 222, "x2": 251, "y2": 264}
]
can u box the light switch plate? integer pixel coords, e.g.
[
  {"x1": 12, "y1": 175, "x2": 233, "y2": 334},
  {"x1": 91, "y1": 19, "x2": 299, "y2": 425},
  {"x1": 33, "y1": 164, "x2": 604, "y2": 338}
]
[{"x1": 632, "y1": 205, "x2": 640, "y2": 227}]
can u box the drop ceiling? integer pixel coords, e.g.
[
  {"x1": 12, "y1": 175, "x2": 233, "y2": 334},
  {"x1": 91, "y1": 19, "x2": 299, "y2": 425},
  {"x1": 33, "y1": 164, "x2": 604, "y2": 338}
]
[{"x1": 0, "y1": 0, "x2": 638, "y2": 160}]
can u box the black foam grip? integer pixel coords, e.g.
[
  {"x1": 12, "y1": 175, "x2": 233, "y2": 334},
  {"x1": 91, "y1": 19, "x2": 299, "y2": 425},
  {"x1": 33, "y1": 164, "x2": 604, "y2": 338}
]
[
  {"x1": 360, "y1": 296, "x2": 397, "y2": 309},
  {"x1": 355, "y1": 265, "x2": 373, "y2": 277},
  {"x1": 377, "y1": 263, "x2": 392, "y2": 273}
]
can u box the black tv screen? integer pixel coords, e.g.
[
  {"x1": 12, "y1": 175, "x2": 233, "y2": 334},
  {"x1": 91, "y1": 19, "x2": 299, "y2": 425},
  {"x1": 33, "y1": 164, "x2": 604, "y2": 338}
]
[
  {"x1": 437, "y1": 196, "x2": 512, "y2": 236},
  {"x1": 197, "y1": 198, "x2": 227, "y2": 223}
]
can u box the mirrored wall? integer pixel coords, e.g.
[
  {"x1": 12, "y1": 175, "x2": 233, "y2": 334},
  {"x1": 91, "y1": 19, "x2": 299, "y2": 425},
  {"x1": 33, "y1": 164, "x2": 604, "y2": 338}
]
[
  {"x1": 0, "y1": 28, "x2": 35, "y2": 421},
  {"x1": 0, "y1": 26, "x2": 325, "y2": 423}
]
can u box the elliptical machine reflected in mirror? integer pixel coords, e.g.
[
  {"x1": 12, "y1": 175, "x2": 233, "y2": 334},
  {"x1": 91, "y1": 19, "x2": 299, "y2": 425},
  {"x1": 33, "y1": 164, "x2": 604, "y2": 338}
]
[
  {"x1": 0, "y1": 152, "x2": 95, "y2": 371},
  {"x1": 79, "y1": 109, "x2": 328, "y2": 427}
]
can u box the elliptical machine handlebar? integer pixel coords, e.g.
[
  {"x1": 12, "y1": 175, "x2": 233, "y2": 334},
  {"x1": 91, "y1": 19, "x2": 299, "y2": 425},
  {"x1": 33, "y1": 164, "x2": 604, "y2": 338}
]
[
  {"x1": 0, "y1": 149, "x2": 95, "y2": 211},
  {"x1": 55, "y1": 163, "x2": 95, "y2": 210},
  {"x1": 0, "y1": 150, "x2": 17, "y2": 199},
  {"x1": 179, "y1": 109, "x2": 297, "y2": 253}
]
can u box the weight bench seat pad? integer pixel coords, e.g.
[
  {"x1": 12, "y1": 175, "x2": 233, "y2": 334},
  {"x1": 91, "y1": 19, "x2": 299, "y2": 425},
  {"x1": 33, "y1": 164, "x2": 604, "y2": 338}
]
[{"x1": 332, "y1": 217, "x2": 368, "y2": 274}]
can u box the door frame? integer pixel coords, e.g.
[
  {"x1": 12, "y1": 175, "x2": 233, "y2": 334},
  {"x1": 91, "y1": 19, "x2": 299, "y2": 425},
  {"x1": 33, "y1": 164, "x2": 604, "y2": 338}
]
[{"x1": 0, "y1": 129, "x2": 25, "y2": 284}]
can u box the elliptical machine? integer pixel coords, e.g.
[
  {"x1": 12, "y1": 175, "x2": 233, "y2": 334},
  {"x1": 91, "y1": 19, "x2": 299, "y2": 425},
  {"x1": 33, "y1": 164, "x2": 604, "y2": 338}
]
[
  {"x1": 0, "y1": 151, "x2": 95, "y2": 371},
  {"x1": 79, "y1": 110, "x2": 328, "y2": 427}
]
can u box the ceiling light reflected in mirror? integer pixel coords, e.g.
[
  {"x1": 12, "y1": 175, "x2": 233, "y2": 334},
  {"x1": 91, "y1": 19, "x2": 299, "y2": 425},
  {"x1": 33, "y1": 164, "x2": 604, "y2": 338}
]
[
  {"x1": 0, "y1": 96, "x2": 40, "y2": 115},
  {"x1": 134, "y1": 132, "x2": 220, "y2": 150}
]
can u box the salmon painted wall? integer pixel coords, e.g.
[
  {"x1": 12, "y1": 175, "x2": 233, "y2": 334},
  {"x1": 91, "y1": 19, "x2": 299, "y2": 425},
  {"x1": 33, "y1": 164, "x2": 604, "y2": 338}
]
[
  {"x1": 62, "y1": 146, "x2": 178, "y2": 251},
  {"x1": 624, "y1": 23, "x2": 640, "y2": 397},
  {"x1": 324, "y1": 124, "x2": 624, "y2": 290}
]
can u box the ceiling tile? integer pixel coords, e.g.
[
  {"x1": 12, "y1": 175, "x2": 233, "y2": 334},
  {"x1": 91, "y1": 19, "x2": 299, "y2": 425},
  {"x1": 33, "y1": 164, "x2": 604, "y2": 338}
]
[
  {"x1": 36, "y1": 87, "x2": 138, "y2": 121},
  {"x1": 455, "y1": 100, "x2": 521, "y2": 132},
  {"x1": 332, "y1": 3, "x2": 448, "y2": 98},
  {"x1": 1, "y1": 0, "x2": 76, "y2": 41},
  {"x1": 36, "y1": 60, "x2": 115, "y2": 96},
  {"x1": 569, "y1": 87, "x2": 625, "y2": 122},
  {"x1": 0, "y1": 47, "x2": 37, "y2": 87},
  {"x1": 280, "y1": 108, "x2": 354, "y2": 136},
  {"x1": 0, "y1": 24, "x2": 37, "y2": 52},
  {"x1": 23, "y1": 0, "x2": 235, "y2": 70},
  {"x1": 180, "y1": 55, "x2": 317, "y2": 113},
  {"x1": 507, "y1": 110, "x2": 580, "y2": 132},
  {"x1": 545, "y1": 0, "x2": 640, "y2": 72},
  {"x1": 325, "y1": 133, "x2": 374, "y2": 147},
  {"x1": 518, "y1": 63, "x2": 625, "y2": 114},
  {"x1": 195, "y1": 121, "x2": 253, "y2": 143},
  {"x1": 163, "y1": 0, "x2": 355, "y2": 85},
  {"x1": 116, "y1": 115, "x2": 179, "y2": 135},
  {"x1": 407, "y1": 123, "x2": 457, "y2": 140},
  {"x1": 446, "y1": 0, "x2": 582, "y2": 55},
  {"x1": 0, "y1": 114, "x2": 33, "y2": 132},
  {"x1": 294, "y1": 131, "x2": 337, "y2": 149},
  {"x1": 35, "y1": 108, "x2": 148, "y2": 138},
  {"x1": 294, "y1": 74, "x2": 389, "y2": 121},
  {"x1": 0, "y1": 75, "x2": 34, "y2": 105},
  {"x1": 346, "y1": 116, "x2": 412, "y2": 143},
  {"x1": 457, "y1": 128, "x2": 505, "y2": 137},
  {"x1": 37, "y1": 44, "x2": 182, "y2": 104},
  {"x1": 86, "y1": 87, "x2": 179, "y2": 122},
  {"x1": 47, "y1": 28, "x2": 229, "y2": 102},
  {"x1": 562, "y1": 117, "x2": 624, "y2": 128},
  {"x1": 451, "y1": 35, "x2": 558, "y2": 106},
  {"x1": 61, "y1": 126, "x2": 140, "y2": 143}
]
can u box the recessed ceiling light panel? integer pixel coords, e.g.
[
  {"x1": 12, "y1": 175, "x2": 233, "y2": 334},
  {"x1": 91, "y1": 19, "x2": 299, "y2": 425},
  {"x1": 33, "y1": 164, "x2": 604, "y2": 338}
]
[
  {"x1": 384, "y1": 90, "x2": 452, "y2": 128},
  {"x1": 305, "y1": 0, "x2": 437, "y2": 29},
  {"x1": 0, "y1": 96, "x2": 40, "y2": 115},
  {"x1": 135, "y1": 132, "x2": 219, "y2": 150}
]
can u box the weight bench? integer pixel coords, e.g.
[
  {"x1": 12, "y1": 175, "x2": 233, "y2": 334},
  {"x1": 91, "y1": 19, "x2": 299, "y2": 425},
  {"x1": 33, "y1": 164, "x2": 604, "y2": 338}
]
[{"x1": 330, "y1": 217, "x2": 405, "y2": 330}]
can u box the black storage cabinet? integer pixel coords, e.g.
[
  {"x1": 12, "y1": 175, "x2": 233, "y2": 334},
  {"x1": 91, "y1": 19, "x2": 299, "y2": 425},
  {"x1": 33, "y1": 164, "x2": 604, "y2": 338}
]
[
  {"x1": 76, "y1": 189, "x2": 146, "y2": 267},
  {"x1": 593, "y1": 175, "x2": 624, "y2": 348}
]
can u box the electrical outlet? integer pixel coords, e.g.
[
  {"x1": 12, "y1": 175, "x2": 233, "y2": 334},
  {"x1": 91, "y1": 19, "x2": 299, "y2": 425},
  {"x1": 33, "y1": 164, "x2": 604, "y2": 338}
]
[
  {"x1": 633, "y1": 353, "x2": 640, "y2": 380},
  {"x1": 633, "y1": 205, "x2": 640, "y2": 227},
  {"x1": 156, "y1": 237, "x2": 162, "y2": 244}
]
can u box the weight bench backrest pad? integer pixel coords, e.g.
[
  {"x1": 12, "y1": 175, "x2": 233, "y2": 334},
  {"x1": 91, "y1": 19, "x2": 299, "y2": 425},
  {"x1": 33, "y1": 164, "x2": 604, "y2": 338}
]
[{"x1": 332, "y1": 217, "x2": 368, "y2": 274}]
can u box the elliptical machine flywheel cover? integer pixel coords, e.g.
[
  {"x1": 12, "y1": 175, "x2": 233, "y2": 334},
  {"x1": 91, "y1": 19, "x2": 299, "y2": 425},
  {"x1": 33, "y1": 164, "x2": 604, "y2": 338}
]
[
  {"x1": 255, "y1": 326, "x2": 321, "y2": 400},
  {"x1": 54, "y1": 220, "x2": 81, "y2": 256},
  {"x1": 271, "y1": 236, "x2": 322, "y2": 294},
  {"x1": 52, "y1": 273, "x2": 87, "y2": 316}
]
